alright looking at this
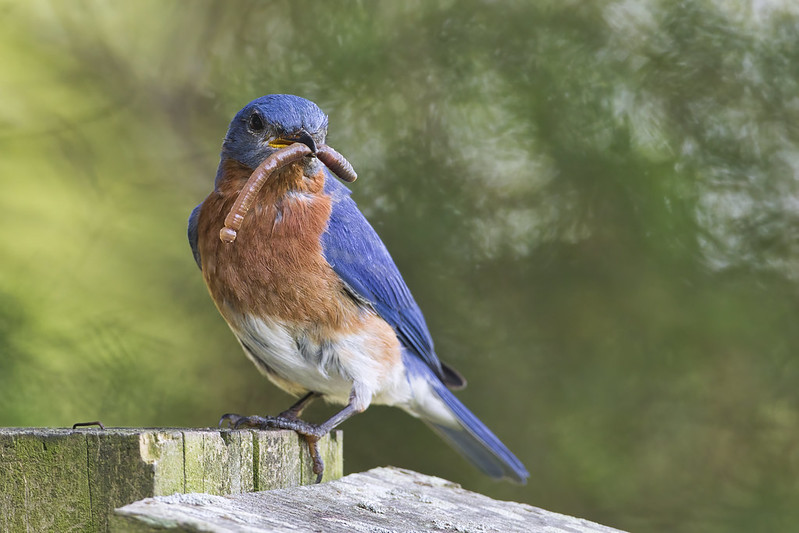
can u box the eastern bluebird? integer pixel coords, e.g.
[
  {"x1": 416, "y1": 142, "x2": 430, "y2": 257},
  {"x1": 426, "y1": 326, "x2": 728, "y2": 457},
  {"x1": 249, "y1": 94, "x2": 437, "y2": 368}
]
[{"x1": 188, "y1": 94, "x2": 529, "y2": 483}]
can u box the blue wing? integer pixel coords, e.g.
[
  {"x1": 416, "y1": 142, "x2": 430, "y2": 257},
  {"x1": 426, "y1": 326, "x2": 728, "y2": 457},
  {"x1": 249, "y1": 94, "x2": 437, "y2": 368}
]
[
  {"x1": 321, "y1": 172, "x2": 447, "y2": 380},
  {"x1": 188, "y1": 203, "x2": 202, "y2": 269}
]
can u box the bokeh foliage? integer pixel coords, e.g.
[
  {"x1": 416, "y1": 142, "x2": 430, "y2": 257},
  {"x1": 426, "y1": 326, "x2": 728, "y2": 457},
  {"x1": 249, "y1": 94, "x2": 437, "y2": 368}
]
[{"x1": 2, "y1": 1, "x2": 799, "y2": 531}]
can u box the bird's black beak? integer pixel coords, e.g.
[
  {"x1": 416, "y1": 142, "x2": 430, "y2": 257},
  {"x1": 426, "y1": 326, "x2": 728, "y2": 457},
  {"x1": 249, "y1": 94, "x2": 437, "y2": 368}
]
[
  {"x1": 291, "y1": 130, "x2": 317, "y2": 154},
  {"x1": 268, "y1": 129, "x2": 318, "y2": 154}
]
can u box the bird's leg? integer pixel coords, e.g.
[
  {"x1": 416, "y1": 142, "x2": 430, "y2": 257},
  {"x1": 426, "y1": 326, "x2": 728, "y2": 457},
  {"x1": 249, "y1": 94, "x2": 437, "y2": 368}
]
[
  {"x1": 277, "y1": 391, "x2": 321, "y2": 420},
  {"x1": 219, "y1": 390, "x2": 364, "y2": 483}
]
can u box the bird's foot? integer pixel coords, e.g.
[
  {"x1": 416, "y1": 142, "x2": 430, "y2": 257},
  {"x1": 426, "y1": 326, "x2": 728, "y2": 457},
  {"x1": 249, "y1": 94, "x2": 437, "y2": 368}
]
[
  {"x1": 219, "y1": 413, "x2": 325, "y2": 437},
  {"x1": 218, "y1": 413, "x2": 326, "y2": 483}
]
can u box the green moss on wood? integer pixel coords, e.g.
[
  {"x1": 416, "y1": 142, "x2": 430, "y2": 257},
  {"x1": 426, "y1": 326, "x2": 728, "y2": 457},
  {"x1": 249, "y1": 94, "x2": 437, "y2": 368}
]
[
  {"x1": 0, "y1": 428, "x2": 343, "y2": 532},
  {"x1": 0, "y1": 430, "x2": 92, "y2": 532}
]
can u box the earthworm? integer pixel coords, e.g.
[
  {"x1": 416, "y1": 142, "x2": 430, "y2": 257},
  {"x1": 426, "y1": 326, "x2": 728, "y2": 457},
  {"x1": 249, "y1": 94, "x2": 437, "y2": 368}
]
[
  {"x1": 220, "y1": 143, "x2": 312, "y2": 243},
  {"x1": 317, "y1": 144, "x2": 358, "y2": 183}
]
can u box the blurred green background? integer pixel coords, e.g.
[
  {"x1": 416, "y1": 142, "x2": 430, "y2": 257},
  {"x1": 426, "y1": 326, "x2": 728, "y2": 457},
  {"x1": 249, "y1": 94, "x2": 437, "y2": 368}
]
[{"x1": 2, "y1": 1, "x2": 799, "y2": 531}]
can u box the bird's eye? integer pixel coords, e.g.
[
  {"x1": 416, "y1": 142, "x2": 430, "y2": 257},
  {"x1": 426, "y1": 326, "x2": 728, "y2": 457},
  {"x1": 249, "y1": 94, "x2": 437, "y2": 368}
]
[{"x1": 248, "y1": 113, "x2": 265, "y2": 132}]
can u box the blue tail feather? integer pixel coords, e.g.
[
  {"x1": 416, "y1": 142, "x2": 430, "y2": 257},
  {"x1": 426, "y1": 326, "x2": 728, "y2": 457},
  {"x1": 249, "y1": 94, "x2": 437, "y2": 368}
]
[
  {"x1": 404, "y1": 354, "x2": 529, "y2": 484},
  {"x1": 428, "y1": 382, "x2": 529, "y2": 484}
]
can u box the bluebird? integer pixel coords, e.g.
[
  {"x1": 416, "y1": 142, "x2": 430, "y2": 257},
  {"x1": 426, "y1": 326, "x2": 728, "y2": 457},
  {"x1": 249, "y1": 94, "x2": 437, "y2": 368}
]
[{"x1": 188, "y1": 94, "x2": 529, "y2": 483}]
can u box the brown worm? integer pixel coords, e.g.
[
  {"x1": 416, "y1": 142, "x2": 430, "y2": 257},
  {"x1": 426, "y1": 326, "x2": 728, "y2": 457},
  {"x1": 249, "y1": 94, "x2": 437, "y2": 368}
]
[
  {"x1": 317, "y1": 144, "x2": 358, "y2": 183},
  {"x1": 220, "y1": 143, "x2": 312, "y2": 243}
]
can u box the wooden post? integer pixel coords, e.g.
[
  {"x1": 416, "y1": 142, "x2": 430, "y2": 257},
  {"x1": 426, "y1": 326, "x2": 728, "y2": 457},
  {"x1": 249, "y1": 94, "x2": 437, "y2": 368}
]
[
  {"x1": 114, "y1": 466, "x2": 627, "y2": 532},
  {"x1": 0, "y1": 427, "x2": 342, "y2": 532}
]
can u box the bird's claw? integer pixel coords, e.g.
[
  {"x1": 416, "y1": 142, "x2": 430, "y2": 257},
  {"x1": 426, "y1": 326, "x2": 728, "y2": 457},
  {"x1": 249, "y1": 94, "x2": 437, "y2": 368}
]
[
  {"x1": 219, "y1": 413, "x2": 247, "y2": 429},
  {"x1": 218, "y1": 412, "x2": 327, "y2": 483},
  {"x1": 303, "y1": 435, "x2": 325, "y2": 483},
  {"x1": 219, "y1": 413, "x2": 281, "y2": 430}
]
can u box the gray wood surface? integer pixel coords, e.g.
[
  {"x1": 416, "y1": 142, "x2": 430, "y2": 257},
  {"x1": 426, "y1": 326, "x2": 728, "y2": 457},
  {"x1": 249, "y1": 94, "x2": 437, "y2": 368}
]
[{"x1": 115, "y1": 466, "x2": 626, "y2": 533}]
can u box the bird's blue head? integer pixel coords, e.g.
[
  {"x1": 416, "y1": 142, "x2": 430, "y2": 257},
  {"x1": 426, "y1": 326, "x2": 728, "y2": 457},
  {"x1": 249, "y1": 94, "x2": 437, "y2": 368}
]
[{"x1": 221, "y1": 94, "x2": 329, "y2": 170}]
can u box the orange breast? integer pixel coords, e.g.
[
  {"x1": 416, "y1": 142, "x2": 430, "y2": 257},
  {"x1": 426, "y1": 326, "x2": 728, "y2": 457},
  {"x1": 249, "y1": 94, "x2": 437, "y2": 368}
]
[{"x1": 196, "y1": 159, "x2": 361, "y2": 333}]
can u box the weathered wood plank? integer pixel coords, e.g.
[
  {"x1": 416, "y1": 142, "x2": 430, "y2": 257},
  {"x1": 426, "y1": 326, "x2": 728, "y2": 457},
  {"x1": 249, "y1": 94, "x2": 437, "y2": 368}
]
[
  {"x1": 0, "y1": 427, "x2": 342, "y2": 532},
  {"x1": 114, "y1": 466, "x2": 626, "y2": 533},
  {"x1": 0, "y1": 429, "x2": 92, "y2": 532}
]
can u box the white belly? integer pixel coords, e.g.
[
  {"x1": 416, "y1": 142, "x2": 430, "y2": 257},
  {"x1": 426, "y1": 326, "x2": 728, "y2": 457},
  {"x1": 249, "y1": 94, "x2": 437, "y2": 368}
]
[{"x1": 229, "y1": 313, "x2": 412, "y2": 410}]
